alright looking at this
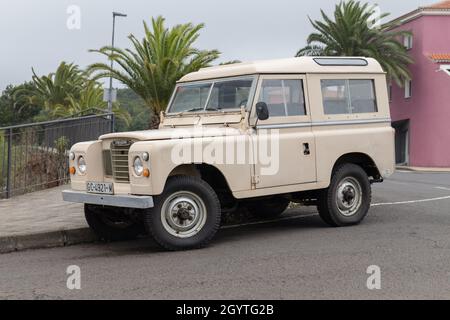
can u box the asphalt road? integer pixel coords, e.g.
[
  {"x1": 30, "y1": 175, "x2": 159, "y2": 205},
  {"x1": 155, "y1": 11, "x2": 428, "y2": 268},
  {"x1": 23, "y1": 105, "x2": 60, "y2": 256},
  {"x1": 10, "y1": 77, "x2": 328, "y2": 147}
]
[{"x1": 1, "y1": 171, "x2": 450, "y2": 300}]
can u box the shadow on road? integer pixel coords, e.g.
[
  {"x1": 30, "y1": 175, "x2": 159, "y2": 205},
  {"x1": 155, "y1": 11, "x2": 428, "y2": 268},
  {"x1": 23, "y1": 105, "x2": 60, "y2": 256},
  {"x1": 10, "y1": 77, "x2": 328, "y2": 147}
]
[{"x1": 68, "y1": 212, "x2": 326, "y2": 258}]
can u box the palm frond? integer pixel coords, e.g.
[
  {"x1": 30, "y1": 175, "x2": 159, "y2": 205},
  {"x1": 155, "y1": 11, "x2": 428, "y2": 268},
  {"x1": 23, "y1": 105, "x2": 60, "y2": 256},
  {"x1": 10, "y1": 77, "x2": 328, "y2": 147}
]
[
  {"x1": 87, "y1": 15, "x2": 220, "y2": 126},
  {"x1": 296, "y1": 0, "x2": 413, "y2": 84}
]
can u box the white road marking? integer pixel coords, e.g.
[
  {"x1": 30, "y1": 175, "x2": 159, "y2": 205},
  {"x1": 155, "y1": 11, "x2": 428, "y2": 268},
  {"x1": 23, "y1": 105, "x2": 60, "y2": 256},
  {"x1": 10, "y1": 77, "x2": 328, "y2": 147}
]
[
  {"x1": 435, "y1": 186, "x2": 450, "y2": 191},
  {"x1": 222, "y1": 189, "x2": 450, "y2": 229},
  {"x1": 371, "y1": 195, "x2": 450, "y2": 207}
]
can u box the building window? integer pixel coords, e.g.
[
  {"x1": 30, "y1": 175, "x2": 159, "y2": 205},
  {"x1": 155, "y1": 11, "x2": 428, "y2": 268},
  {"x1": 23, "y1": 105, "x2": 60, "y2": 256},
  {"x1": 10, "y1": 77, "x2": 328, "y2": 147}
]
[
  {"x1": 403, "y1": 34, "x2": 413, "y2": 50},
  {"x1": 439, "y1": 64, "x2": 450, "y2": 76},
  {"x1": 320, "y1": 79, "x2": 377, "y2": 114},
  {"x1": 404, "y1": 80, "x2": 412, "y2": 99}
]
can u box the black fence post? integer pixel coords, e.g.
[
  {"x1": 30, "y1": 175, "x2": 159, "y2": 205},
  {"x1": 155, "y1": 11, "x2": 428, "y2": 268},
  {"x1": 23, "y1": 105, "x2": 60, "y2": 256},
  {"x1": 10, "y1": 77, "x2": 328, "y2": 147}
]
[
  {"x1": 6, "y1": 127, "x2": 12, "y2": 199},
  {"x1": 110, "y1": 113, "x2": 115, "y2": 133}
]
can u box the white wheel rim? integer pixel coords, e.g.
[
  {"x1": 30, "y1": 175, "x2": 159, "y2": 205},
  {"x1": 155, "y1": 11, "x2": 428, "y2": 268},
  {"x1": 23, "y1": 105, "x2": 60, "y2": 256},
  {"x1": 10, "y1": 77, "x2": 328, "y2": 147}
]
[
  {"x1": 161, "y1": 191, "x2": 207, "y2": 238},
  {"x1": 335, "y1": 177, "x2": 362, "y2": 217}
]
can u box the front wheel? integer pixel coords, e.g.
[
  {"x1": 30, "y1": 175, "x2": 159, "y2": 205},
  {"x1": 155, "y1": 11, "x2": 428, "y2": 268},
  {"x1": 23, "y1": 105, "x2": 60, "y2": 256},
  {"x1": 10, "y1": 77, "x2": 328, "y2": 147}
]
[
  {"x1": 317, "y1": 163, "x2": 371, "y2": 227},
  {"x1": 145, "y1": 176, "x2": 221, "y2": 251}
]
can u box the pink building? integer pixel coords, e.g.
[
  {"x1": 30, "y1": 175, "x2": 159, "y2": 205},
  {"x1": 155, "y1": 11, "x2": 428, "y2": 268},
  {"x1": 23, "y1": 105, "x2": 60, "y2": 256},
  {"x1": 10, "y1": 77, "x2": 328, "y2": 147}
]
[{"x1": 389, "y1": 1, "x2": 450, "y2": 167}]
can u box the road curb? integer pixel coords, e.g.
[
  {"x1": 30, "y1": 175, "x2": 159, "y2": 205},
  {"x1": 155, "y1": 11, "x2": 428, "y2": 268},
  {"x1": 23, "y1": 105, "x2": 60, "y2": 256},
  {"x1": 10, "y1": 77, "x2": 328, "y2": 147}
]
[
  {"x1": 396, "y1": 166, "x2": 450, "y2": 173},
  {"x1": 0, "y1": 228, "x2": 98, "y2": 254},
  {"x1": 0, "y1": 209, "x2": 314, "y2": 254}
]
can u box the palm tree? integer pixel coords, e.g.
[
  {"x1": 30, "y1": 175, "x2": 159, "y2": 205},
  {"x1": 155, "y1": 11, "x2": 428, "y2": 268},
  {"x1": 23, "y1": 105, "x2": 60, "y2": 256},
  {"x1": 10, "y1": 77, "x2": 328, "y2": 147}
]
[
  {"x1": 296, "y1": 0, "x2": 413, "y2": 85},
  {"x1": 62, "y1": 81, "x2": 131, "y2": 124},
  {"x1": 14, "y1": 62, "x2": 130, "y2": 124},
  {"x1": 87, "y1": 16, "x2": 220, "y2": 128},
  {"x1": 17, "y1": 62, "x2": 84, "y2": 111}
]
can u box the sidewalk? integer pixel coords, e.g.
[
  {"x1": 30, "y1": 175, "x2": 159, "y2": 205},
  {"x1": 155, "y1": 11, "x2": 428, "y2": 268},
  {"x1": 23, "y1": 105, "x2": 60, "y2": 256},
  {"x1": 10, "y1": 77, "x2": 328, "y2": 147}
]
[{"x1": 0, "y1": 186, "x2": 96, "y2": 253}]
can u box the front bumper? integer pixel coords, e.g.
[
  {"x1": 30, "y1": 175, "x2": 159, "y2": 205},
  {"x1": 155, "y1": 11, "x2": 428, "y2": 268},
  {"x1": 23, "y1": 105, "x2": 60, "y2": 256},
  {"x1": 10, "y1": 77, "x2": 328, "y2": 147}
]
[{"x1": 62, "y1": 190, "x2": 154, "y2": 209}]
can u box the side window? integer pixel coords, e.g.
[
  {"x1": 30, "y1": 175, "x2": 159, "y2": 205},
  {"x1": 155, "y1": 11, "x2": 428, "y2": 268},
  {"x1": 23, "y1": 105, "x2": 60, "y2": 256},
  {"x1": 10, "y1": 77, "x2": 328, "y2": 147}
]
[
  {"x1": 258, "y1": 79, "x2": 306, "y2": 117},
  {"x1": 320, "y1": 79, "x2": 377, "y2": 114},
  {"x1": 349, "y1": 80, "x2": 377, "y2": 113},
  {"x1": 321, "y1": 80, "x2": 348, "y2": 115}
]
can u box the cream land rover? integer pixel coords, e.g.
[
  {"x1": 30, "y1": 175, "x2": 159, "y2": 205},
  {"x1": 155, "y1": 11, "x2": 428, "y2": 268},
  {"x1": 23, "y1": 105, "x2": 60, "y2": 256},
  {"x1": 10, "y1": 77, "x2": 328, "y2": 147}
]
[{"x1": 63, "y1": 57, "x2": 395, "y2": 251}]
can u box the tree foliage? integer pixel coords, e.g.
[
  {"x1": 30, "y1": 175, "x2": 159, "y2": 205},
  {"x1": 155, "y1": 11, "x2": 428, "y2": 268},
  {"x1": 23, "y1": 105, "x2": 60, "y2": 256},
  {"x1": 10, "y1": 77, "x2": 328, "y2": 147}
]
[
  {"x1": 0, "y1": 83, "x2": 41, "y2": 127},
  {"x1": 296, "y1": 0, "x2": 413, "y2": 85},
  {"x1": 13, "y1": 62, "x2": 130, "y2": 124},
  {"x1": 87, "y1": 16, "x2": 220, "y2": 128}
]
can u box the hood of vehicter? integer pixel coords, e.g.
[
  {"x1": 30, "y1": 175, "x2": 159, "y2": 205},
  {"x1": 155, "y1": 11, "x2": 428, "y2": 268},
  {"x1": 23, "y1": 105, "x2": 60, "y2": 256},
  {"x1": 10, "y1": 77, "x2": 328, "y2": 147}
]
[{"x1": 99, "y1": 126, "x2": 242, "y2": 141}]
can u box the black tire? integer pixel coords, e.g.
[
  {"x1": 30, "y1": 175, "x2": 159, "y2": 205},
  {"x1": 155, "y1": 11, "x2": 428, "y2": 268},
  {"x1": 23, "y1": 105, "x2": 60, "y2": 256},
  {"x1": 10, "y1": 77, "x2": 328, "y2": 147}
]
[
  {"x1": 145, "y1": 176, "x2": 221, "y2": 251},
  {"x1": 245, "y1": 197, "x2": 290, "y2": 219},
  {"x1": 84, "y1": 204, "x2": 145, "y2": 241},
  {"x1": 317, "y1": 163, "x2": 371, "y2": 227}
]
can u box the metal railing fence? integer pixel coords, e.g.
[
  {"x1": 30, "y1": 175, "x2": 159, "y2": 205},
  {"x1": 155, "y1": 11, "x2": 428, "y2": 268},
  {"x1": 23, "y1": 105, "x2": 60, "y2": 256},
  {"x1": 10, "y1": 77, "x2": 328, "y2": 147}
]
[{"x1": 0, "y1": 113, "x2": 114, "y2": 199}]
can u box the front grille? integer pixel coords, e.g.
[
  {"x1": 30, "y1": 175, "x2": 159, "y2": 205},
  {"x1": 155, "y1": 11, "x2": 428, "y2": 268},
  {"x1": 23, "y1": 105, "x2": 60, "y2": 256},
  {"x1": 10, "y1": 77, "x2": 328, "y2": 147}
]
[{"x1": 110, "y1": 140, "x2": 133, "y2": 183}]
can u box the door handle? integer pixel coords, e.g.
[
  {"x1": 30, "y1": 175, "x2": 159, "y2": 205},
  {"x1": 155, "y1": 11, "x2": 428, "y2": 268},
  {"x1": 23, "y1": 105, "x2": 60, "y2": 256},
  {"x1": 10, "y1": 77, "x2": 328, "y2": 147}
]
[{"x1": 303, "y1": 143, "x2": 310, "y2": 155}]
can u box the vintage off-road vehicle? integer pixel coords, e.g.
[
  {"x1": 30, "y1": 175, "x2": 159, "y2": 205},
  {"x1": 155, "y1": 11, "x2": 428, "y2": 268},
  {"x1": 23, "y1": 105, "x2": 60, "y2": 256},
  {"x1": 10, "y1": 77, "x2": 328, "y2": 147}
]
[{"x1": 63, "y1": 57, "x2": 395, "y2": 250}]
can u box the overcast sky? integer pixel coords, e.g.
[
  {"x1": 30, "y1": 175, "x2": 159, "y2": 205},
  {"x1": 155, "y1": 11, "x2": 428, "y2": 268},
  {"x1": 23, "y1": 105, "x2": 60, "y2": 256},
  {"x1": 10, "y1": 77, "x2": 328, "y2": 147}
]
[{"x1": 0, "y1": 0, "x2": 436, "y2": 91}]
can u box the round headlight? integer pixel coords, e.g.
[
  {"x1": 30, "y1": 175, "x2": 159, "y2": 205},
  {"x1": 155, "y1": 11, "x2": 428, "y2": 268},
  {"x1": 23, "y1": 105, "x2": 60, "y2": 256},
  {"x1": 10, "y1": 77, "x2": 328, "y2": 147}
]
[
  {"x1": 69, "y1": 152, "x2": 75, "y2": 161},
  {"x1": 133, "y1": 157, "x2": 144, "y2": 176},
  {"x1": 77, "y1": 156, "x2": 87, "y2": 174},
  {"x1": 142, "y1": 152, "x2": 149, "y2": 161}
]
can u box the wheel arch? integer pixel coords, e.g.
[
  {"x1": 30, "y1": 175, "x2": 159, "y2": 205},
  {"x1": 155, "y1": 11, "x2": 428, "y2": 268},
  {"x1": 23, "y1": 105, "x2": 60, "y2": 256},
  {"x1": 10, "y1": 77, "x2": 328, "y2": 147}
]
[
  {"x1": 167, "y1": 163, "x2": 234, "y2": 196},
  {"x1": 332, "y1": 152, "x2": 381, "y2": 181}
]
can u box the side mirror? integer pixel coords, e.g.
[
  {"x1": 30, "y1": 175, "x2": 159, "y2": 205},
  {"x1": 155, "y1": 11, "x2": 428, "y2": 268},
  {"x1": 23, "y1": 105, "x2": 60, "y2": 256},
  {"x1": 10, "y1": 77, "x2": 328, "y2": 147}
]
[{"x1": 256, "y1": 102, "x2": 269, "y2": 121}]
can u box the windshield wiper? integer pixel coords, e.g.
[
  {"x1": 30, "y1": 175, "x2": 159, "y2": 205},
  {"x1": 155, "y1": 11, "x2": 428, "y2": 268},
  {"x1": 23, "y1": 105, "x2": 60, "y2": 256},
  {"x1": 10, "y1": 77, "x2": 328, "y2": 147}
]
[
  {"x1": 174, "y1": 107, "x2": 223, "y2": 116},
  {"x1": 173, "y1": 107, "x2": 202, "y2": 116},
  {"x1": 205, "y1": 107, "x2": 222, "y2": 111},
  {"x1": 185, "y1": 107, "x2": 204, "y2": 112}
]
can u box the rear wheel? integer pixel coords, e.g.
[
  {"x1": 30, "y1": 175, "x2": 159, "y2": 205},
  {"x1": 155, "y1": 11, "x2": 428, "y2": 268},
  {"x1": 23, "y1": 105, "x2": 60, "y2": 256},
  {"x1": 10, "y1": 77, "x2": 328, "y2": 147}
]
[
  {"x1": 145, "y1": 176, "x2": 221, "y2": 251},
  {"x1": 84, "y1": 204, "x2": 145, "y2": 241},
  {"x1": 317, "y1": 163, "x2": 371, "y2": 227}
]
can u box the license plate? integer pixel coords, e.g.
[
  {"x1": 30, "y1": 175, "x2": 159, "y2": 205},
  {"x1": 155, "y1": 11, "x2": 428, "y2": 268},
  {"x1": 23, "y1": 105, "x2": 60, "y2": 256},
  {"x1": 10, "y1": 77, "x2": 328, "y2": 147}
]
[{"x1": 86, "y1": 182, "x2": 114, "y2": 195}]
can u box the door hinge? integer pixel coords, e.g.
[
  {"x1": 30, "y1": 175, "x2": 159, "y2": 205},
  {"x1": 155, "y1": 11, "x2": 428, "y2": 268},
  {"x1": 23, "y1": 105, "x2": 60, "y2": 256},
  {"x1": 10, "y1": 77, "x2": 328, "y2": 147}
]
[{"x1": 251, "y1": 175, "x2": 260, "y2": 185}]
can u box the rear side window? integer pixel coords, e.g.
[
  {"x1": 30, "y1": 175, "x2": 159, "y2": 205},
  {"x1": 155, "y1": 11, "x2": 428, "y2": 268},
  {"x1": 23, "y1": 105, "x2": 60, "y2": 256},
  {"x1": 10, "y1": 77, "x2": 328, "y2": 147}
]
[
  {"x1": 258, "y1": 79, "x2": 306, "y2": 117},
  {"x1": 321, "y1": 79, "x2": 377, "y2": 114}
]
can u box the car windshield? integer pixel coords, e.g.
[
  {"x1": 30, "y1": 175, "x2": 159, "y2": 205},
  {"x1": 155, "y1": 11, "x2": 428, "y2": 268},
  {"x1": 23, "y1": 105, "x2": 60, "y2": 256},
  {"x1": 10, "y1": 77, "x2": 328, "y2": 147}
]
[{"x1": 168, "y1": 76, "x2": 255, "y2": 114}]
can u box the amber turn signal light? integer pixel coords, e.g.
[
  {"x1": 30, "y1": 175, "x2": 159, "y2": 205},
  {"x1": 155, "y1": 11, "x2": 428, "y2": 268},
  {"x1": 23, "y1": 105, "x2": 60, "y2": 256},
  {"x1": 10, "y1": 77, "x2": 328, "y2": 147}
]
[
  {"x1": 143, "y1": 168, "x2": 150, "y2": 177},
  {"x1": 69, "y1": 166, "x2": 76, "y2": 175}
]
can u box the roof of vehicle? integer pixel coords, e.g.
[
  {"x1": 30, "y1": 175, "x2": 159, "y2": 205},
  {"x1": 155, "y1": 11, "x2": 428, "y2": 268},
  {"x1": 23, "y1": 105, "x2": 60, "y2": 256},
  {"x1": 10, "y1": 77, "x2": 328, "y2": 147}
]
[{"x1": 178, "y1": 57, "x2": 384, "y2": 83}]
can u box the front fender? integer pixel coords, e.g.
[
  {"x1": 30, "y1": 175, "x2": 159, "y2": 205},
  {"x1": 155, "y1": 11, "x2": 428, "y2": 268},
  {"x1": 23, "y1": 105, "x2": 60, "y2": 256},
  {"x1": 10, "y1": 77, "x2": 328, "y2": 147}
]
[
  {"x1": 69, "y1": 140, "x2": 103, "y2": 190},
  {"x1": 130, "y1": 136, "x2": 252, "y2": 196}
]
